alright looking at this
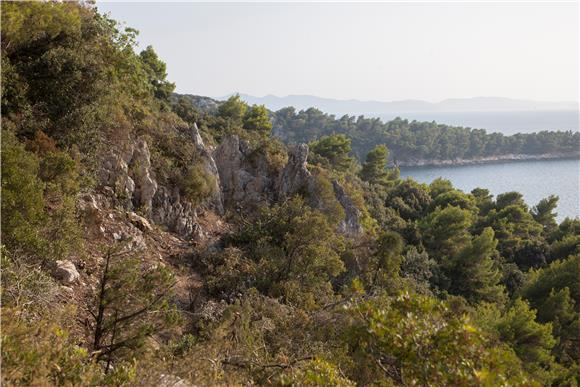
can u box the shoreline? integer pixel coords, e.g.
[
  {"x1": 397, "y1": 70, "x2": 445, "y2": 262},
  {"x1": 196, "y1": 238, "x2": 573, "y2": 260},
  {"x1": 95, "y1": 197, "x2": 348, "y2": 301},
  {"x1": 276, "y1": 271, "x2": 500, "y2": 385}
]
[{"x1": 393, "y1": 153, "x2": 580, "y2": 168}]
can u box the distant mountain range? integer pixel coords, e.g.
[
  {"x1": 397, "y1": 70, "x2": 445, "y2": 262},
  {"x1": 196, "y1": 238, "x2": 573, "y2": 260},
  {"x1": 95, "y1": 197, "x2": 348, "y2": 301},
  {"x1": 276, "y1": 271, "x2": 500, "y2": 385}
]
[{"x1": 224, "y1": 94, "x2": 578, "y2": 115}]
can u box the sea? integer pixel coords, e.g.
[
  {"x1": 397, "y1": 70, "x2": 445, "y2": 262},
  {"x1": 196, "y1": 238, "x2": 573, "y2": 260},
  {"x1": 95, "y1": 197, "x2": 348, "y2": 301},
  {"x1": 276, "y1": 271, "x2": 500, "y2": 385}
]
[
  {"x1": 387, "y1": 110, "x2": 580, "y2": 221},
  {"x1": 400, "y1": 158, "x2": 579, "y2": 221}
]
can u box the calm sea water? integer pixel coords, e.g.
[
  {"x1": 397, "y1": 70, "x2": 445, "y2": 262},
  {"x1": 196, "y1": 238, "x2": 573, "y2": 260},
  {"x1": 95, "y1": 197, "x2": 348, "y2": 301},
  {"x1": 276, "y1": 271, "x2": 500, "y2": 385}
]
[
  {"x1": 376, "y1": 110, "x2": 579, "y2": 135},
  {"x1": 400, "y1": 158, "x2": 580, "y2": 221}
]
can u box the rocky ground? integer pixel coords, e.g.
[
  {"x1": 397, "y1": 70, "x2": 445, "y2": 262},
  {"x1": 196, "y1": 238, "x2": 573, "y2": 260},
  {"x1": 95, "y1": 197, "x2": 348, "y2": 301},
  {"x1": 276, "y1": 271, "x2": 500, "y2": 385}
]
[{"x1": 52, "y1": 122, "x2": 364, "y2": 343}]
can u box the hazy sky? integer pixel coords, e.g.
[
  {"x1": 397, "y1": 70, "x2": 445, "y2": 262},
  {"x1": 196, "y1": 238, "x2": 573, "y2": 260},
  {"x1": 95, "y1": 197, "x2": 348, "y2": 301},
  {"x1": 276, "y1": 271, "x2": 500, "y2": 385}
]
[{"x1": 97, "y1": 2, "x2": 579, "y2": 102}]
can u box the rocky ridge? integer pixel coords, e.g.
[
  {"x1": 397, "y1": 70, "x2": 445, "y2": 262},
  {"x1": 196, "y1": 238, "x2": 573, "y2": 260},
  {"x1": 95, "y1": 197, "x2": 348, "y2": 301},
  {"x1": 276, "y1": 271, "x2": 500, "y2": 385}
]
[{"x1": 97, "y1": 126, "x2": 363, "y2": 240}]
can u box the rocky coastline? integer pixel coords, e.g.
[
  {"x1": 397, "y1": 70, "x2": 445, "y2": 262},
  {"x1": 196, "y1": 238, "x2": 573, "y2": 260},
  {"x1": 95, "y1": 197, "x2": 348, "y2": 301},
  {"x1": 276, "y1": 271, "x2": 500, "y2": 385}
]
[{"x1": 392, "y1": 152, "x2": 580, "y2": 168}]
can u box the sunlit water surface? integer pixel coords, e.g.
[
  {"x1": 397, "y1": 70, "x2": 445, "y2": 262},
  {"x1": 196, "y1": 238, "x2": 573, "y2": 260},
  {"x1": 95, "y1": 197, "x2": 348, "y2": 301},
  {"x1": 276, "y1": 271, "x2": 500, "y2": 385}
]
[{"x1": 400, "y1": 158, "x2": 580, "y2": 222}]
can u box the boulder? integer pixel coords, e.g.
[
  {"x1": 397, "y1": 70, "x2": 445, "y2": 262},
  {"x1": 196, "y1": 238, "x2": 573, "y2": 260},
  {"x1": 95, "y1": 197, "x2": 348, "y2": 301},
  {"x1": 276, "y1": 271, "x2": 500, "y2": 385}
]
[
  {"x1": 54, "y1": 260, "x2": 80, "y2": 285},
  {"x1": 158, "y1": 374, "x2": 191, "y2": 387},
  {"x1": 127, "y1": 212, "x2": 153, "y2": 232}
]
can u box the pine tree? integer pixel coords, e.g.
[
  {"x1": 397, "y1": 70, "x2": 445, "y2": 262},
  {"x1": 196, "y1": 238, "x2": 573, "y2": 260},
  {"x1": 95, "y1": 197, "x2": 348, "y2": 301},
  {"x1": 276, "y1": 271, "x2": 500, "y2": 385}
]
[
  {"x1": 532, "y1": 195, "x2": 559, "y2": 233},
  {"x1": 360, "y1": 145, "x2": 397, "y2": 185},
  {"x1": 89, "y1": 246, "x2": 180, "y2": 372},
  {"x1": 445, "y1": 227, "x2": 505, "y2": 304},
  {"x1": 496, "y1": 299, "x2": 557, "y2": 382},
  {"x1": 309, "y1": 134, "x2": 354, "y2": 172}
]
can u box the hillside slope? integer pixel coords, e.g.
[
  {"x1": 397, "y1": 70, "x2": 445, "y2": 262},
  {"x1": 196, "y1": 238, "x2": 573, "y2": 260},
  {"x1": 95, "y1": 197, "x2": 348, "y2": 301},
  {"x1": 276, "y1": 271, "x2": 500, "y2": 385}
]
[{"x1": 2, "y1": 3, "x2": 579, "y2": 386}]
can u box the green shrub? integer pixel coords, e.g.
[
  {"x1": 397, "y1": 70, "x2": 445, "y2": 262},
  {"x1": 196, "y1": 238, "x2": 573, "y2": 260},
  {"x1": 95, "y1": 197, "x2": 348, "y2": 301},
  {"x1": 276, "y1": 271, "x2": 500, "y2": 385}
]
[{"x1": 179, "y1": 163, "x2": 216, "y2": 206}]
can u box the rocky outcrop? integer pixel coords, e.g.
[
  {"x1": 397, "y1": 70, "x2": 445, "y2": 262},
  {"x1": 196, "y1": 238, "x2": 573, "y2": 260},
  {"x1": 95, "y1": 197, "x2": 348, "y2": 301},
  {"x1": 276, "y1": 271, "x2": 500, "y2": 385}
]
[
  {"x1": 191, "y1": 123, "x2": 223, "y2": 215},
  {"x1": 54, "y1": 260, "x2": 80, "y2": 285},
  {"x1": 100, "y1": 152, "x2": 135, "y2": 209},
  {"x1": 332, "y1": 180, "x2": 363, "y2": 236},
  {"x1": 214, "y1": 136, "x2": 275, "y2": 210},
  {"x1": 98, "y1": 136, "x2": 214, "y2": 238},
  {"x1": 277, "y1": 143, "x2": 313, "y2": 199},
  {"x1": 214, "y1": 136, "x2": 364, "y2": 236},
  {"x1": 128, "y1": 211, "x2": 153, "y2": 232},
  {"x1": 215, "y1": 138, "x2": 316, "y2": 209},
  {"x1": 99, "y1": 132, "x2": 364, "y2": 238},
  {"x1": 150, "y1": 124, "x2": 224, "y2": 236},
  {"x1": 129, "y1": 139, "x2": 158, "y2": 216},
  {"x1": 152, "y1": 186, "x2": 199, "y2": 237},
  {"x1": 99, "y1": 139, "x2": 158, "y2": 214}
]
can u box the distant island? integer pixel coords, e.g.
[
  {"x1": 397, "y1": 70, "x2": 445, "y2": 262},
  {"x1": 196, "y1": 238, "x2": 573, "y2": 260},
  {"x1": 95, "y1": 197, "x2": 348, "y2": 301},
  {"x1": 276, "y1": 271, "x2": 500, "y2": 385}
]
[{"x1": 221, "y1": 93, "x2": 579, "y2": 115}]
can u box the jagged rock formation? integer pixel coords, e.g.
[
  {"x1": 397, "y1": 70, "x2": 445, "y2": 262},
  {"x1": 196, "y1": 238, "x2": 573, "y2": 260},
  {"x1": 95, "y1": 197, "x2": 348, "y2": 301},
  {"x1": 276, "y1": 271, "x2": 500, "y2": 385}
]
[
  {"x1": 98, "y1": 131, "x2": 363, "y2": 238},
  {"x1": 214, "y1": 136, "x2": 276, "y2": 210},
  {"x1": 98, "y1": 132, "x2": 223, "y2": 238},
  {"x1": 130, "y1": 139, "x2": 158, "y2": 216},
  {"x1": 191, "y1": 123, "x2": 224, "y2": 215},
  {"x1": 100, "y1": 152, "x2": 135, "y2": 209},
  {"x1": 332, "y1": 180, "x2": 363, "y2": 236},
  {"x1": 277, "y1": 143, "x2": 313, "y2": 199},
  {"x1": 152, "y1": 186, "x2": 199, "y2": 237},
  {"x1": 214, "y1": 135, "x2": 363, "y2": 236},
  {"x1": 99, "y1": 139, "x2": 158, "y2": 214}
]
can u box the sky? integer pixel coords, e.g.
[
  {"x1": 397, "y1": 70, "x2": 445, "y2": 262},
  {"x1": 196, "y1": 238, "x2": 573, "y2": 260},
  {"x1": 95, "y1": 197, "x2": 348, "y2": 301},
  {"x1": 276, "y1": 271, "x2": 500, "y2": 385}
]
[{"x1": 97, "y1": 2, "x2": 579, "y2": 103}]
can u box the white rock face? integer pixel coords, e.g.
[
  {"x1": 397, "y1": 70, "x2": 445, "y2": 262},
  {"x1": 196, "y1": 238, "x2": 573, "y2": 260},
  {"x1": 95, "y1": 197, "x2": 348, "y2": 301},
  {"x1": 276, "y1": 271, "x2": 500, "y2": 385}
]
[
  {"x1": 214, "y1": 137, "x2": 364, "y2": 236},
  {"x1": 214, "y1": 135, "x2": 275, "y2": 209},
  {"x1": 332, "y1": 180, "x2": 363, "y2": 236},
  {"x1": 153, "y1": 186, "x2": 198, "y2": 236},
  {"x1": 277, "y1": 143, "x2": 313, "y2": 199},
  {"x1": 54, "y1": 260, "x2": 80, "y2": 285},
  {"x1": 99, "y1": 137, "x2": 208, "y2": 238},
  {"x1": 97, "y1": 132, "x2": 363, "y2": 239},
  {"x1": 130, "y1": 139, "x2": 158, "y2": 216},
  {"x1": 191, "y1": 123, "x2": 224, "y2": 214},
  {"x1": 100, "y1": 153, "x2": 135, "y2": 209}
]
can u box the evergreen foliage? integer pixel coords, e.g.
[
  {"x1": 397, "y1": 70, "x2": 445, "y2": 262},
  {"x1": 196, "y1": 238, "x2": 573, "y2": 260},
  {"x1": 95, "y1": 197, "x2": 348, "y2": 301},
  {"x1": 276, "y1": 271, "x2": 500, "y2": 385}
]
[{"x1": 1, "y1": 2, "x2": 578, "y2": 385}]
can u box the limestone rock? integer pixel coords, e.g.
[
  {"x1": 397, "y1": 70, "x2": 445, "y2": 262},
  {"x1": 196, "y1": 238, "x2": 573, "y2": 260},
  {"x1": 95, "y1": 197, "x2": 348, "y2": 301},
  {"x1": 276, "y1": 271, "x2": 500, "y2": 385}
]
[
  {"x1": 277, "y1": 143, "x2": 313, "y2": 199},
  {"x1": 191, "y1": 122, "x2": 205, "y2": 149},
  {"x1": 332, "y1": 180, "x2": 363, "y2": 236},
  {"x1": 130, "y1": 139, "x2": 158, "y2": 216},
  {"x1": 158, "y1": 374, "x2": 191, "y2": 387},
  {"x1": 98, "y1": 138, "x2": 203, "y2": 238},
  {"x1": 77, "y1": 193, "x2": 102, "y2": 230},
  {"x1": 153, "y1": 186, "x2": 198, "y2": 236},
  {"x1": 127, "y1": 212, "x2": 153, "y2": 232},
  {"x1": 54, "y1": 260, "x2": 80, "y2": 285},
  {"x1": 99, "y1": 153, "x2": 135, "y2": 208},
  {"x1": 192, "y1": 123, "x2": 224, "y2": 214},
  {"x1": 214, "y1": 135, "x2": 275, "y2": 210},
  {"x1": 214, "y1": 136, "x2": 244, "y2": 206}
]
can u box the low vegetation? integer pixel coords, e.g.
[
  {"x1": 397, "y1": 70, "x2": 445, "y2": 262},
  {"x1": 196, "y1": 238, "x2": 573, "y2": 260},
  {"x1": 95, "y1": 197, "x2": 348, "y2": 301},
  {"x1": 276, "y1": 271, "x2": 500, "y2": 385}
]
[{"x1": 1, "y1": 2, "x2": 579, "y2": 386}]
